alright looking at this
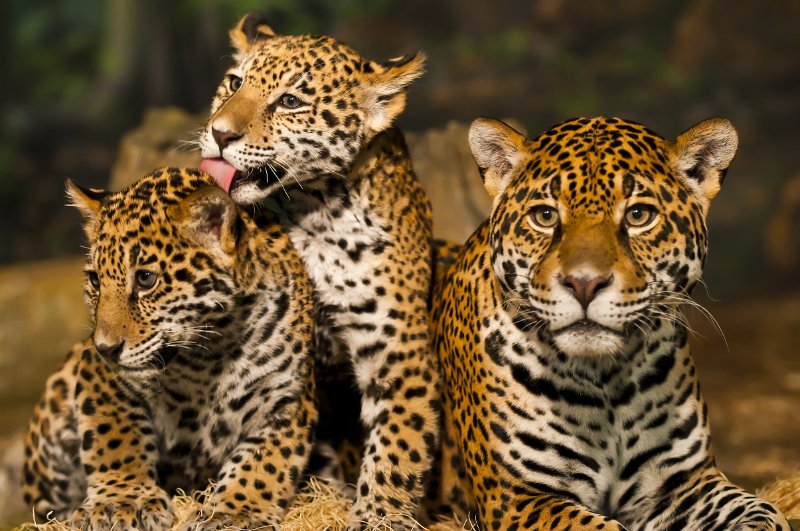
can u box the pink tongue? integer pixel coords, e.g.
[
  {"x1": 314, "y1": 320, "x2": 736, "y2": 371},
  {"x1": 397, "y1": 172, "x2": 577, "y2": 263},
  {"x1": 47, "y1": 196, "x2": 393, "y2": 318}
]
[{"x1": 200, "y1": 158, "x2": 238, "y2": 193}]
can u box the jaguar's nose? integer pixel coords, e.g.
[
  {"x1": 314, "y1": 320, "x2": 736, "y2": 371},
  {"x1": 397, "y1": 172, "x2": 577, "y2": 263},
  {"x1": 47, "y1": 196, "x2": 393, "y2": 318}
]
[
  {"x1": 561, "y1": 274, "x2": 613, "y2": 309},
  {"x1": 95, "y1": 340, "x2": 125, "y2": 362},
  {"x1": 212, "y1": 128, "x2": 244, "y2": 150}
]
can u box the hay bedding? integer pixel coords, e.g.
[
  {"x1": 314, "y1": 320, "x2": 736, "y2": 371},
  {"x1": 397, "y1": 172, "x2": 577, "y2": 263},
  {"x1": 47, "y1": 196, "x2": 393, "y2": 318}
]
[
  {"x1": 14, "y1": 471, "x2": 800, "y2": 530},
  {"x1": 757, "y1": 472, "x2": 800, "y2": 521},
  {"x1": 18, "y1": 477, "x2": 474, "y2": 531}
]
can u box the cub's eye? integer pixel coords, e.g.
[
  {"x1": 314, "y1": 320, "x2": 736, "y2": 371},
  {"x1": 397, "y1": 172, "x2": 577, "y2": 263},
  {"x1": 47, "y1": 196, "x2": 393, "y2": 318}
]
[
  {"x1": 277, "y1": 94, "x2": 303, "y2": 109},
  {"x1": 135, "y1": 270, "x2": 158, "y2": 291},
  {"x1": 87, "y1": 271, "x2": 100, "y2": 289},
  {"x1": 228, "y1": 75, "x2": 243, "y2": 92},
  {"x1": 529, "y1": 205, "x2": 560, "y2": 230},
  {"x1": 624, "y1": 204, "x2": 657, "y2": 228}
]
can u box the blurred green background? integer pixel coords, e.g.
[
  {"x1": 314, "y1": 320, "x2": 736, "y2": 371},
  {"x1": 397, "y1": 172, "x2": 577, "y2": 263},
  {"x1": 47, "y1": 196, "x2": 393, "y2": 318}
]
[
  {"x1": 0, "y1": 1, "x2": 798, "y2": 521},
  {"x1": 2, "y1": 0, "x2": 799, "y2": 296}
]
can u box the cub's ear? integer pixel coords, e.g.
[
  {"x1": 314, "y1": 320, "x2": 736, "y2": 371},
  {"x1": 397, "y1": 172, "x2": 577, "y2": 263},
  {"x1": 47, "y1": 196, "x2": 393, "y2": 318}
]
[
  {"x1": 468, "y1": 118, "x2": 529, "y2": 200},
  {"x1": 671, "y1": 118, "x2": 738, "y2": 205},
  {"x1": 361, "y1": 52, "x2": 426, "y2": 137},
  {"x1": 66, "y1": 180, "x2": 109, "y2": 241},
  {"x1": 230, "y1": 12, "x2": 276, "y2": 56},
  {"x1": 172, "y1": 186, "x2": 240, "y2": 255}
]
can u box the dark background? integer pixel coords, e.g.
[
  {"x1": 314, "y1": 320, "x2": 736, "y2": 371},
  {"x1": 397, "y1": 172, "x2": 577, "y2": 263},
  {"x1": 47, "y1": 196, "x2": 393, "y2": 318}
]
[{"x1": 2, "y1": 0, "x2": 799, "y2": 297}]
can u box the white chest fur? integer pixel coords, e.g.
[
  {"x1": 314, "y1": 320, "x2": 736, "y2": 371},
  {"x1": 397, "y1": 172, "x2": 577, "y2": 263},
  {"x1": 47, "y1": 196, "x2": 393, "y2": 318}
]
[
  {"x1": 286, "y1": 190, "x2": 390, "y2": 320},
  {"x1": 487, "y1": 311, "x2": 707, "y2": 519}
]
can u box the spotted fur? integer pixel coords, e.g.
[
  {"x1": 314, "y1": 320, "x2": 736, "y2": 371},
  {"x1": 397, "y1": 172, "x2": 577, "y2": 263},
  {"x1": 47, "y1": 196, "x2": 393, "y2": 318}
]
[
  {"x1": 22, "y1": 168, "x2": 316, "y2": 530},
  {"x1": 198, "y1": 13, "x2": 439, "y2": 529},
  {"x1": 433, "y1": 117, "x2": 790, "y2": 530}
]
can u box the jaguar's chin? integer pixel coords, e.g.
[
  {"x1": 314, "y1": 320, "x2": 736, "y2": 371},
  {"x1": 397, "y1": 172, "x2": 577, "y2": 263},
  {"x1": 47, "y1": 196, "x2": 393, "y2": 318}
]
[
  {"x1": 552, "y1": 319, "x2": 627, "y2": 357},
  {"x1": 228, "y1": 165, "x2": 289, "y2": 204},
  {"x1": 113, "y1": 347, "x2": 179, "y2": 377},
  {"x1": 116, "y1": 366, "x2": 164, "y2": 381}
]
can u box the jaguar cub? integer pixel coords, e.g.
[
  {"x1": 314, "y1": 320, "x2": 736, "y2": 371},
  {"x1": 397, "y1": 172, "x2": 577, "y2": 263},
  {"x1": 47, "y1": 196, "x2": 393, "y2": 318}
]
[
  {"x1": 23, "y1": 168, "x2": 316, "y2": 529},
  {"x1": 199, "y1": 13, "x2": 439, "y2": 528},
  {"x1": 434, "y1": 117, "x2": 790, "y2": 530}
]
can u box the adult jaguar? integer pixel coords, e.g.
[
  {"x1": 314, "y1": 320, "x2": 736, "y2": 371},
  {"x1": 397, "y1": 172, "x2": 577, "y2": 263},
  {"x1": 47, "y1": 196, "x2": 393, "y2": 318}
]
[
  {"x1": 198, "y1": 13, "x2": 438, "y2": 528},
  {"x1": 434, "y1": 116, "x2": 791, "y2": 530},
  {"x1": 23, "y1": 168, "x2": 316, "y2": 530}
]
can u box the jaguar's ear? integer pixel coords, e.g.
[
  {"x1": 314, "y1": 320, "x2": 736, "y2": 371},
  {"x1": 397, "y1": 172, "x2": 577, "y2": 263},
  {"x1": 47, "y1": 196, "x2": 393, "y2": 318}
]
[
  {"x1": 468, "y1": 118, "x2": 529, "y2": 201},
  {"x1": 66, "y1": 180, "x2": 109, "y2": 241},
  {"x1": 671, "y1": 118, "x2": 738, "y2": 207},
  {"x1": 361, "y1": 52, "x2": 426, "y2": 138},
  {"x1": 230, "y1": 12, "x2": 276, "y2": 56},
  {"x1": 172, "y1": 186, "x2": 239, "y2": 256}
]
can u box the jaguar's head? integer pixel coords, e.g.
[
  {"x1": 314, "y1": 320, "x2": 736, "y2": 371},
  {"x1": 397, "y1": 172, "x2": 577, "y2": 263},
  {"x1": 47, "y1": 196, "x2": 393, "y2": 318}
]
[
  {"x1": 469, "y1": 116, "x2": 737, "y2": 357},
  {"x1": 199, "y1": 12, "x2": 425, "y2": 204},
  {"x1": 68, "y1": 168, "x2": 249, "y2": 377}
]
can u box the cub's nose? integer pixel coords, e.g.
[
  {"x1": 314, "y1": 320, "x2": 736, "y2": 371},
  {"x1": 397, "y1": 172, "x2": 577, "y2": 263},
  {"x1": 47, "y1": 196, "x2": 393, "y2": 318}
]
[
  {"x1": 95, "y1": 340, "x2": 125, "y2": 362},
  {"x1": 212, "y1": 128, "x2": 243, "y2": 150},
  {"x1": 561, "y1": 274, "x2": 612, "y2": 309}
]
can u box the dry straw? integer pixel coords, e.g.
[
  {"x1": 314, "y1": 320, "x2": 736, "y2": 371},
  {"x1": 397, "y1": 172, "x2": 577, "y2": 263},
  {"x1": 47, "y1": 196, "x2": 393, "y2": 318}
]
[{"x1": 17, "y1": 471, "x2": 799, "y2": 530}]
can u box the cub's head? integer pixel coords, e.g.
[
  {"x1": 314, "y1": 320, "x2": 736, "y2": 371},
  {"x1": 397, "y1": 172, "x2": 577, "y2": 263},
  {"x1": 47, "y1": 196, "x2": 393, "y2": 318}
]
[
  {"x1": 469, "y1": 116, "x2": 737, "y2": 357},
  {"x1": 68, "y1": 168, "x2": 254, "y2": 377},
  {"x1": 199, "y1": 12, "x2": 425, "y2": 203}
]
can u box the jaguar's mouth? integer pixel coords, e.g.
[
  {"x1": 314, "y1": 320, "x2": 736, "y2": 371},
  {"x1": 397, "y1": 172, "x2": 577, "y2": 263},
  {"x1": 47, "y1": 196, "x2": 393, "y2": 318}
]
[
  {"x1": 106, "y1": 346, "x2": 179, "y2": 374},
  {"x1": 553, "y1": 318, "x2": 621, "y2": 336},
  {"x1": 551, "y1": 319, "x2": 628, "y2": 357},
  {"x1": 200, "y1": 158, "x2": 286, "y2": 194}
]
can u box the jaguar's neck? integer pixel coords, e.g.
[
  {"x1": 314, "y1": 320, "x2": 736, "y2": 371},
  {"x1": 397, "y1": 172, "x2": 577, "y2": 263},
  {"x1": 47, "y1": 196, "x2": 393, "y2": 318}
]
[{"x1": 348, "y1": 127, "x2": 412, "y2": 185}]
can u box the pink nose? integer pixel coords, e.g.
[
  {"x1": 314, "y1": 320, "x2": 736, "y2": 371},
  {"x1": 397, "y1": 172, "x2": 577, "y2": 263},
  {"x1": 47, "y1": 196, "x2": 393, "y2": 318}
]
[
  {"x1": 561, "y1": 274, "x2": 612, "y2": 309},
  {"x1": 212, "y1": 128, "x2": 243, "y2": 150}
]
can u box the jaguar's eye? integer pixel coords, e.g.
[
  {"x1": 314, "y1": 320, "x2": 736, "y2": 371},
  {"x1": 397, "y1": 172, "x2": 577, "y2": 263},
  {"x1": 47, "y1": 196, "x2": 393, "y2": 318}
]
[
  {"x1": 624, "y1": 204, "x2": 657, "y2": 228},
  {"x1": 278, "y1": 94, "x2": 303, "y2": 109},
  {"x1": 87, "y1": 271, "x2": 100, "y2": 289},
  {"x1": 228, "y1": 75, "x2": 243, "y2": 92},
  {"x1": 529, "y1": 205, "x2": 560, "y2": 231},
  {"x1": 135, "y1": 270, "x2": 158, "y2": 291}
]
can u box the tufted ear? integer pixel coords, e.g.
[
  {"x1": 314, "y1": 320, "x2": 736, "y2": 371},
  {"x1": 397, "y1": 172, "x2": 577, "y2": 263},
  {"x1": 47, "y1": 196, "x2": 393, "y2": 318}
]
[
  {"x1": 670, "y1": 118, "x2": 738, "y2": 205},
  {"x1": 468, "y1": 118, "x2": 529, "y2": 201},
  {"x1": 66, "y1": 180, "x2": 109, "y2": 241},
  {"x1": 171, "y1": 186, "x2": 240, "y2": 256},
  {"x1": 361, "y1": 52, "x2": 426, "y2": 138},
  {"x1": 229, "y1": 12, "x2": 276, "y2": 57}
]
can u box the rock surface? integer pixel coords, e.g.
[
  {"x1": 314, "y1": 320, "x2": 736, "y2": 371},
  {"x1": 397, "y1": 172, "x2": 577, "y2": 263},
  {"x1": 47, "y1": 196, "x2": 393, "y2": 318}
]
[
  {"x1": 765, "y1": 171, "x2": 800, "y2": 274},
  {"x1": 108, "y1": 107, "x2": 206, "y2": 191}
]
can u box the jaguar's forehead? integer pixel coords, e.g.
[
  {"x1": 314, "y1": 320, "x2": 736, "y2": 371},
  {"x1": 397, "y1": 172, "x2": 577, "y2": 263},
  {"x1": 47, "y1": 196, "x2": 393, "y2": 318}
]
[
  {"x1": 242, "y1": 34, "x2": 365, "y2": 76},
  {"x1": 95, "y1": 168, "x2": 213, "y2": 244},
  {"x1": 517, "y1": 117, "x2": 676, "y2": 210}
]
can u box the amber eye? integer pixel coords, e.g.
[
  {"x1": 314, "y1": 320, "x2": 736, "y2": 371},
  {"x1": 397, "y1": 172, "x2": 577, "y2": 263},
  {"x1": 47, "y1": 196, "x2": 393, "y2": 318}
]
[
  {"x1": 624, "y1": 204, "x2": 657, "y2": 228},
  {"x1": 278, "y1": 94, "x2": 303, "y2": 109},
  {"x1": 135, "y1": 270, "x2": 158, "y2": 291},
  {"x1": 228, "y1": 75, "x2": 243, "y2": 91},
  {"x1": 529, "y1": 205, "x2": 560, "y2": 230},
  {"x1": 87, "y1": 271, "x2": 100, "y2": 289}
]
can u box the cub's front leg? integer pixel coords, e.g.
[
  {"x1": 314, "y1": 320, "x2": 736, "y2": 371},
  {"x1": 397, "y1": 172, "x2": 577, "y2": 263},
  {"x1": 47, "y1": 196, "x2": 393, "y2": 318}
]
[
  {"x1": 23, "y1": 343, "x2": 85, "y2": 521},
  {"x1": 70, "y1": 349, "x2": 173, "y2": 531},
  {"x1": 344, "y1": 269, "x2": 440, "y2": 528},
  {"x1": 190, "y1": 376, "x2": 318, "y2": 530}
]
